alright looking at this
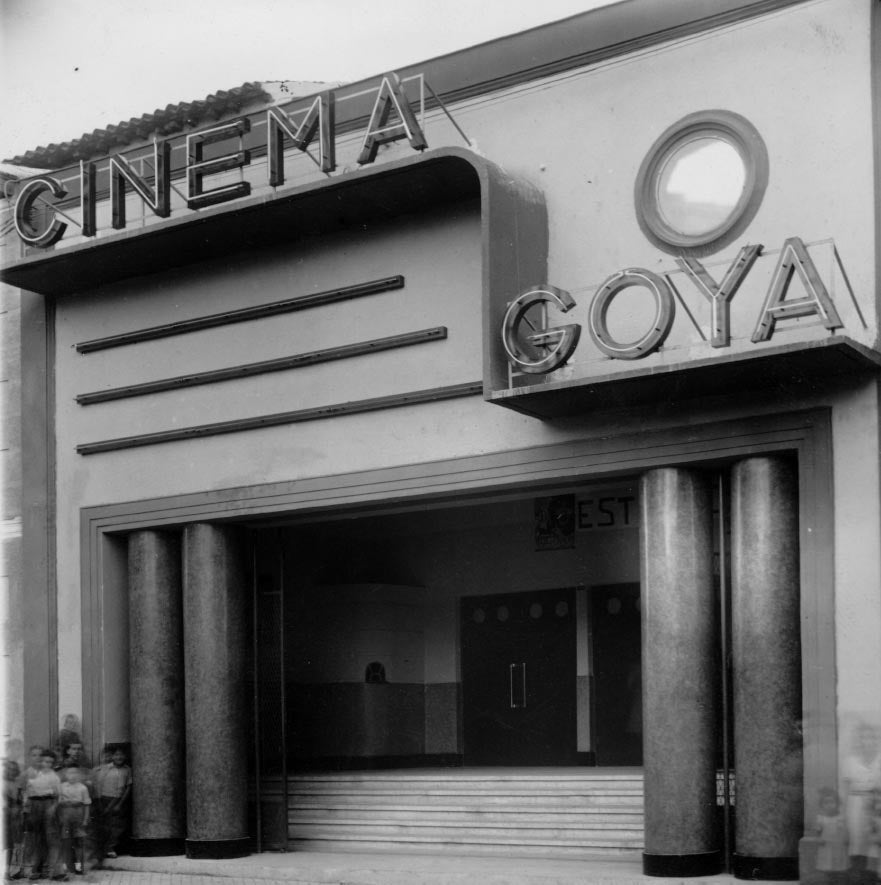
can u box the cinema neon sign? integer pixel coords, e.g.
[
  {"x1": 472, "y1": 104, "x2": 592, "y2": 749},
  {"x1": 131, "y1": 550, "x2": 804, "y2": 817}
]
[
  {"x1": 502, "y1": 238, "x2": 844, "y2": 371},
  {"x1": 12, "y1": 73, "x2": 429, "y2": 248}
]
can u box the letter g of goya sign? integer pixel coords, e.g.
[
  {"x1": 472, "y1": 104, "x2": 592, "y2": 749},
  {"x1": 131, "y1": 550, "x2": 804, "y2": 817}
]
[
  {"x1": 502, "y1": 270, "x2": 677, "y2": 374},
  {"x1": 502, "y1": 286, "x2": 581, "y2": 375}
]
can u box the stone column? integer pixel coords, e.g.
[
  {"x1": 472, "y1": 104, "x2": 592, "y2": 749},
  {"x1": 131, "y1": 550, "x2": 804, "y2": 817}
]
[
  {"x1": 128, "y1": 529, "x2": 186, "y2": 855},
  {"x1": 731, "y1": 457, "x2": 802, "y2": 881},
  {"x1": 640, "y1": 468, "x2": 720, "y2": 877},
  {"x1": 183, "y1": 523, "x2": 250, "y2": 859}
]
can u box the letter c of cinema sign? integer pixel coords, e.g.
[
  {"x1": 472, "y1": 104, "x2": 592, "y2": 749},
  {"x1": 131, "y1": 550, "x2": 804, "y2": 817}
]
[
  {"x1": 11, "y1": 73, "x2": 429, "y2": 249},
  {"x1": 501, "y1": 239, "x2": 845, "y2": 373}
]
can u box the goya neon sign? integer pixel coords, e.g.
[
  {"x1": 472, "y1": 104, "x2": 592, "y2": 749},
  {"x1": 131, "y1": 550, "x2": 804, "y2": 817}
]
[
  {"x1": 502, "y1": 238, "x2": 844, "y2": 372},
  {"x1": 13, "y1": 73, "x2": 428, "y2": 249}
]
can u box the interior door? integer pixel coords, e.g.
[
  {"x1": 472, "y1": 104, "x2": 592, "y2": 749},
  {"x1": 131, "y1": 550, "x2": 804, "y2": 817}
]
[
  {"x1": 590, "y1": 583, "x2": 642, "y2": 765},
  {"x1": 461, "y1": 588, "x2": 577, "y2": 765}
]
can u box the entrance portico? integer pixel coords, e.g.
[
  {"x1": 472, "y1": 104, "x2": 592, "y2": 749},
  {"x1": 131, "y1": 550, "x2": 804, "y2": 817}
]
[{"x1": 118, "y1": 441, "x2": 809, "y2": 878}]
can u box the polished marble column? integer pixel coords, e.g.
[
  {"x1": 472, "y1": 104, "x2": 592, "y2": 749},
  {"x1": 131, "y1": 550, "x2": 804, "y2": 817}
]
[
  {"x1": 641, "y1": 468, "x2": 720, "y2": 877},
  {"x1": 128, "y1": 529, "x2": 186, "y2": 855},
  {"x1": 731, "y1": 457, "x2": 802, "y2": 881},
  {"x1": 183, "y1": 523, "x2": 250, "y2": 859}
]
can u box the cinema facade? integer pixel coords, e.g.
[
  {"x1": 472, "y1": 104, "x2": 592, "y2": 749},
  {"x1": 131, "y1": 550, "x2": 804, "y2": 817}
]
[{"x1": 3, "y1": 0, "x2": 880, "y2": 879}]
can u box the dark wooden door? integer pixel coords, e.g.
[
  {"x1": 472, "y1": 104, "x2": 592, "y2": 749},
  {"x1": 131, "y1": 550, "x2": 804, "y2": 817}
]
[
  {"x1": 590, "y1": 583, "x2": 642, "y2": 766},
  {"x1": 461, "y1": 588, "x2": 577, "y2": 765}
]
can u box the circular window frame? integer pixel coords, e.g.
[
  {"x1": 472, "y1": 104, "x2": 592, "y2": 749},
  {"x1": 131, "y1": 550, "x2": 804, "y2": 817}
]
[{"x1": 635, "y1": 110, "x2": 768, "y2": 257}]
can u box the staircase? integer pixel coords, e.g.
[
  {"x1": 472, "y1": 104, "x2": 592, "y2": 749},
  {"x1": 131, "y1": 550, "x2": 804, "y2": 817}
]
[{"x1": 279, "y1": 768, "x2": 644, "y2": 858}]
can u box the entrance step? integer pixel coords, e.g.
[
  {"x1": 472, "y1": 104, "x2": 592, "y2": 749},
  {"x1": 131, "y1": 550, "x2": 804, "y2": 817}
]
[{"x1": 273, "y1": 769, "x2": 644, "y2": 859}]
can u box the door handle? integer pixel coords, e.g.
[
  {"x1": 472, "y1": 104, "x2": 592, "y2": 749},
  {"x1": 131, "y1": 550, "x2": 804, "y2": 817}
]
[{"x1": 509, "y1": 662, "x2": 526, "y2": 708}]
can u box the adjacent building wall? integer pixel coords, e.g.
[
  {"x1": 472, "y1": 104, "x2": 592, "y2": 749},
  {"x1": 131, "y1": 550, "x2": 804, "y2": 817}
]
[{"x1": 0, "y1": 282, "x2": 24, "y2": 758}]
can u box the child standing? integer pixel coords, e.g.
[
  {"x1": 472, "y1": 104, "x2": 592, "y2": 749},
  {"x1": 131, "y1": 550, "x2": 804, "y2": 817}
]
[
  {"x1": 57, "y1": 767, "x2": 90, "y2": 876},
  {"x1": 93, "y1": 748, "x2": 131, "y2": 861},
  {"x1": 60, "y1": 744, "x2": 90, "y2": 777},
  {"x1": 815, "y1": 787, "x2": 849, "y2": 885},
  {"x1": 60, "y1": 744, "x2": 92, "y2": 799},
  {"x1": 24, "y1": 750, "x2": 66, "y2": 881},
  {"x1": 3, "y1": 760, "x2": 23, "y2": 879},
  {"x1": 867, "y1": 792, "x2": 881, "y2": 884},
  {"x1": 15, "y1": 746, "x2": 43, "y2": 880},
  {"x1": 843, "y1": 724, "x2": 881, "y2": 883},
  {"x1": 55, "y1": 717, "x2": 81, "y2": 765}
]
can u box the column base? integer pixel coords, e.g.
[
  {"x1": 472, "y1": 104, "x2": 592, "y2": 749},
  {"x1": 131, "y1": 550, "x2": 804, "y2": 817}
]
[
  {"x1": 643, "y1": 851, "x2": 721, "y2": 877},
  {"x1": 185, "y1": 837, "x2": 251, "y2": 859},
  {"x1": 732, "y1": 853, "x2": 799, "y2": 880},
  {"x1": 129, "y1": 837, "x2": 186, "y2": 856}
]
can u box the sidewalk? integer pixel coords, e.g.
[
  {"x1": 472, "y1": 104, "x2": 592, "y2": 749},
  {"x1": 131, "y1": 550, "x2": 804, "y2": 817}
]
[{"x1": 55, "y1": 850, "x2": 797, "y2": 885}]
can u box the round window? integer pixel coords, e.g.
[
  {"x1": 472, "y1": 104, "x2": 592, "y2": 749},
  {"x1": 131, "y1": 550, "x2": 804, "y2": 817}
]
[{"x1": 635, "y1": 111, "x2": 768, "y2": 256}]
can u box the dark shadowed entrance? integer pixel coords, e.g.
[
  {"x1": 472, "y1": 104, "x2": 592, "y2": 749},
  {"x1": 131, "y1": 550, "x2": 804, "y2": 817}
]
[
  {"x1": 461, "y1": 588, "x2": 577, "y2": 765},
  {"x1": 590, "y1": 583, "x2": 642, "y2": 766}
]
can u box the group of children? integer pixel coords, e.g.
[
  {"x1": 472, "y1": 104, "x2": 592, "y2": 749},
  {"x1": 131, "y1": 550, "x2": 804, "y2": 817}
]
[{"x1": 3, "y1": 742, "x2": 132, "y2": 881}]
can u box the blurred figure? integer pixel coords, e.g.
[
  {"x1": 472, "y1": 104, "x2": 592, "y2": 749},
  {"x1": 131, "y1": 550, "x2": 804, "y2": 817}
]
[
  {"x1": 3, "y1": 760, "x2": 23, "y2": 879},
  {"x1": 15, "y1": 746, "x2": 43, "y2": 880},
  {"x1": 867, "y1": 792, "x2": 881, "y2": 884},
  {"x1": 60, "y1": 744, "x2": 89, "y2": 770},
  {"x1": 24, "y1": 750, "x2": 66, "y2": 881},
  {"x1": 57, "y1": 767, "x2": 91, "y2": 876},
  {"x1": 843, "y1": 723, "x2": 881, "y2": 884},
  {"x1": 91, "y1": 746, "x2": 113, "y2": 780},
  {"x1": 17, "y1": 748, "x2": 42, "y2": 787},
  {"x1": 55, "y1": 717, "x2": 81, "y2": 764},
  {"x1": 60, "y1": 744, "x2": 92, "y2": 790},
  {"x1": 93, "y1": 748, "x2": 131, "y2": 862},
  {"x1": 5, "y1": 741, "x2": 25, "y2": 770},
  {"x1": 815, "y1": 786, "x2": 849, "y2": 885}
]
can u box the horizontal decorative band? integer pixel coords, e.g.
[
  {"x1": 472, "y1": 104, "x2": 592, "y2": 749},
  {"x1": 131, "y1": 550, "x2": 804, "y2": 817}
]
[
  {"x1": 74, "y1": 275, "x2": 405, "y2": 353},
  {"x1": 77, "y1": 381, "x2": 483, "y2": 455},
  {"x1": 76, "y1": 327, "x2": 447, "y2": 404}
]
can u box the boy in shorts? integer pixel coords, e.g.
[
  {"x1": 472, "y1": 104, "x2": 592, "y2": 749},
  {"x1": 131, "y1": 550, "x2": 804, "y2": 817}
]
[
  {"x1": 93, "y1": 748, "x2": 131, "y2": 861},
  {"x1": 23, "y1": 750, "x2": 65, "y2": 881},
  {"x1": 57, "y1": 767, "x2": 90, "y2": 875}
]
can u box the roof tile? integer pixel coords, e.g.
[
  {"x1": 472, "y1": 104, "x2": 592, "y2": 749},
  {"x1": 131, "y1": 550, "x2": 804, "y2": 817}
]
[{"x1": 3, "y1": 81, "x2": 272, "y2": 169}]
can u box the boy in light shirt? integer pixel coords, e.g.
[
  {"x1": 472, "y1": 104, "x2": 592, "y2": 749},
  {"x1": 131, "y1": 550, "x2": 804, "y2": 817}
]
[
  {"x1": 15, "y1": 746, "x2": 43, "y2": 879},
  {"x1": 24, "y1": 750, "x2": 65, "y2": 881},
  {"x1": 93, "y1": 748, "x2": 131, "y2": 861},
  {"x1": 57, "y1": 767, "x2": 90, "y2": 875},
  {"x1": 3, "y1": 759, "x2": 23, "y2": 879}
]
